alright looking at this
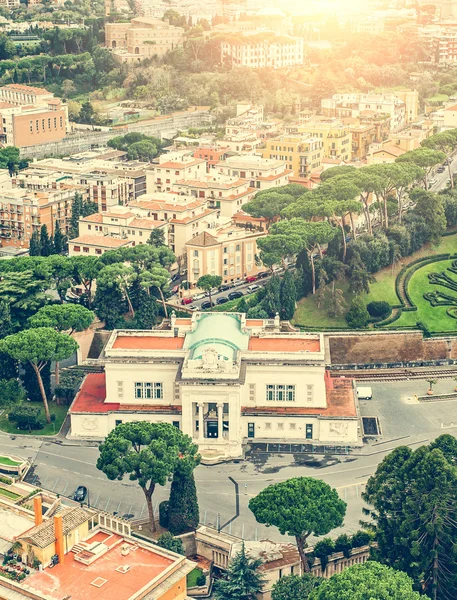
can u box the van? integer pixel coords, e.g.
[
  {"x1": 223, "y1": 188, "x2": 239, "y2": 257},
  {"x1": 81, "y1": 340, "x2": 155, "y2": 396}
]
[{"x1": 357, "y1": 387, "x2": 373, "y2": 400}]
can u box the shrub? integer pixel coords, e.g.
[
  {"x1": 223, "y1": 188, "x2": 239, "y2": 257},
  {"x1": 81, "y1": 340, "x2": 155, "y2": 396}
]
[
  {"x1": 196, "y1": 574, "x2": 206, "y2": 586},
  {"x1": 8, "y1": 405, "x2": 44, "y2": 431},
  {"x1": 334, "y1": 534, "x2": 352, "y2": 558},
  {"x1": 0, "y1": 476, "x2": 12, "y2": 485},
  {"x1": 159, "y1": 500, "x2": 169, "y2": 528},
  {"x1": 351, "y1": 530, "x2": 373, "y2": 548},
  {"x1": 346, "y1": 298, "x2": 370, "y2": 329},
  {"x1": 157, "y1": 532, "x2": 185, "y2": 555},
  {"x1": 313, "y1": 538, "x2": 335, "y2": 572},
  {"x1": 367, "y1": 301, "x2": 391, "y2": 318}
]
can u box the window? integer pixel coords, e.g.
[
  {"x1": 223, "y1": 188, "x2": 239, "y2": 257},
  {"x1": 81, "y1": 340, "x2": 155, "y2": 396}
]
[
  {"x1": 115, "y1": 419, "x2": 122, "y2": 427},
  {"x1": 134, "y1": 382, "x2": 163, "y2": 399},
  {"x1": 88, "y1": 225, "x2": 92, "y2": 230},
  {"x1": 95, "y1": 249, "x2": 102, "y2": 255},
  {"x1": 266, "y1": 384, "x2": 295, "y2": 401},
  {"x1": 306, "y1": 424, "x2": 313, "y2": 439},
  {"x1": 248, "y1": 423, "x2": 255, "y2": 438},
  {"x1": 194, "y1": 250, "x2": 199, "y2": 257},
  {"x1": 73, "y1": 246, "x2": 80, "y2": 252},
  {"x1": 82, "y1": 247, "x2": 89, "y2": 253},
  {"x1": 172, "y1": 421, "x2": 180, "y2": 429},
  {"x1": 60, "y1": 116, "x2": 63, "y2": 127}
]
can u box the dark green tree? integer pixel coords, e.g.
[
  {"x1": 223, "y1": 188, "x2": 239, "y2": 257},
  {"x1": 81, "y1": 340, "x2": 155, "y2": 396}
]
[
  {"x1": 21, "y1": 361, "x2": 51, "y2": 405},
  {"x1": 346, "y1": 297, "x2": 370, "y2": 328},
  {"x1": 94, "y1": 276, "x2": 125, "y2": 328},
  {"x1": 69, "y1": 193, "x2": 84, "y2": 239},
  {"x1": 280, "y1": 269, "x2": 296, "y2": 320},
  {"x1": 410, "y1": 189, "x2": 446, "y2": 245},
  {"x1": 249, "y1": 478, "x2": 346, "y2": 571},
  {"x1": 148, "y1": 228, "x2": 166, "y2": 247},
  {"x1": 0, "y1": 301, "x2": 16, "y2": 380},
  {"x1": 0, "y1": 378, "x2": 25, "y2": 409},
  {"x1": 96, "y1": 422, "x2": 200, "y2": 532},
  {"x1": 167, "y1": 470, "x2": 200, "y2": 535},
  {"x1": 309, "y1": 561, "x2": 420, "y2": 600},
  {"x1": 53, "y1": 221, "x2": 65, "y2": 254},
  {"x1": 29, "y1": 230, "x2": 41, "y2": 256},
  {"x1": 313, "y1": 538, "x2": 335, "y2": 572},
  {"x1": 262, "y1": 275, "x2": 281, "y2": 317},
  {"x1": 135, "y1": 288, "x2": 158, "y2": 329},
  {"x1": 156, "y1": 532, "x2": 185, "y2": 555},
  {"x1": 197, "y1": 274, "x2": 222, "y2": 307},
  {"x1": 40, "y1": 224, "x2": 52, "y2": 257},
  {"x1": 272, "y1": 574, "x2": 320, "y2": 600},
  {"x1": 214, "y1": 543, "x2": 267, "y2": 600}
]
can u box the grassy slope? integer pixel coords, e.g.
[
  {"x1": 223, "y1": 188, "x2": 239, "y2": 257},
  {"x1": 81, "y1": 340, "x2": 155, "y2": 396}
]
[{"x1": 0, "y1": 403, "x2": 68, "y2": 436}]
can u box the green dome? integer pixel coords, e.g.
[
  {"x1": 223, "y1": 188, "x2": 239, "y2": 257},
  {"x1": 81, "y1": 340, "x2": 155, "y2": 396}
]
[{"x1": 184, "y1": 313, "x2": 249, "y2": 361}]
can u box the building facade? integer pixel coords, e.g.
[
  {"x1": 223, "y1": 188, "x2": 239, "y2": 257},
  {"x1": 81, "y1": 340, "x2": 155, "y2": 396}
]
[
  {"x1": 70, "y1": 313, "x2": 361, "y2": 459},
  {"x1": 288, "y1": 119, "x2": 352, "y2": 162},
  {"x1": 262, "y1": 135, "x2": 324, "y2": 178},
  {"x1": 221, "y1": 33, "x2": 305, "y2": 69}
]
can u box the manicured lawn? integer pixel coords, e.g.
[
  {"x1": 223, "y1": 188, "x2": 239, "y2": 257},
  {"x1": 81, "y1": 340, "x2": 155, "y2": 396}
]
[
  {"x1": 293, "y1": 282, "x2": 351, "y2": 328},
  {"x1": 187, "y1": 567, "x2": 203, "y2": 588},
  {"x1": 0, "y1": 456, "x2": 21, "y2": 466},
  {"x1": 0, "y1": 487, "x2": 20, "y2": 500},
  {"x1": 0, "y1": 403, "x2": 68, "y2": 436},
  {"x1": 392, "y1": 259, "x2": 457, "y2": 332}
]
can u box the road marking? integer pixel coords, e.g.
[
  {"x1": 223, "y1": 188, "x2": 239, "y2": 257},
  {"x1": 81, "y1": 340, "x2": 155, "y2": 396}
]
[
  {"x1": 232, "y1": 462, "x2": 380, "y2": 483},
  {"x1": 40, "y1": 450, "x2": 95, "y2": 466}
]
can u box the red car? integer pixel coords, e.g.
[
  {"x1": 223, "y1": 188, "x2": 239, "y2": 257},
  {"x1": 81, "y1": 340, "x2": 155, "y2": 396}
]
[
  {"x1": 245, "y1": 275, "x2": 258, "y2": 283},
  {"x1": 181, "y1": 297, "x2": 193, "y2": 305}
]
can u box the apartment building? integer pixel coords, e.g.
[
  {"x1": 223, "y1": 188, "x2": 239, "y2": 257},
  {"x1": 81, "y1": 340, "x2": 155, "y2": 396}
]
[
  {"x1": 0, "y1": 187, "x2": 75, "y2": 250},
  {"x1": 221, "y1": 32, "x2": 305, "y2": 69},
  {"x1": 146, "y1": 152, "x2": 207, "y2": 193},
  {"x1": 0, "y1": 84, "x2": 69, "y2": 148},
  {"x1": 262, "y1": 135, "x2": 324, "y2": 178},
  {"x1": 225, "y1": 103, "x2": 283, "y2": 141},
  {"x1": 106, "y1": 17, "x2": 184, "y2": 63},
  {"x1": 216, "y1": 155, "x2": 291, "y2": 191},
  {"x1": 444, "y1": 103, "x2": 457, "y2": 127},
  {"x1": 321, "y1": 92, "x2": 412, "y2": 132},
  {"x1": 350, "y1": 123, "x2": 377, "y2": 160},
  {"x1": 193, "y1": 146, "x2": 232, "y2": 170},
  {"x1": 173, "y1": 175, "x2": 256, "y2": 218},
  {"x1": 129, "y1": 193, "x2": 220, "y2": 258},
  {"x1": 186, "y1": 223, "x2": 265, "y2": 285},
  {"x1": 70, "y1": 314, "x2": 360, "y2": 458},
  {"x1": 15, "y1": 154, "x2": 147, "y2": 211},
  {"x1": 287, "y1": 119, "x2": 352, "y2": 162}
]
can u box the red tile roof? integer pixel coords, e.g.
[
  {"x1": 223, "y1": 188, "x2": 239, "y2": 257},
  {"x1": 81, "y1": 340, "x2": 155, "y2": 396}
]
[
  {"x1": 70, "y1": 235, "x2": 131, "y2": 248},
  {"x1": 248, "y1": 337, "x2": 321, "y2": 352},
  {"x1": 112, "y1": 335, "x2": 185, "y2": 350},
  {"x1": 70, "y1": 373, "x2": 119, "y2": 414}
]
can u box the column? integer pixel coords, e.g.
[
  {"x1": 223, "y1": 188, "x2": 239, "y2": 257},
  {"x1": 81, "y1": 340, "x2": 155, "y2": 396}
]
[
  {"x1": 217, "y1": 403, "x2": 224, "y2": 440},
  {"x1": 198, "y1": 402, "x2": 204, "y2": 440}
]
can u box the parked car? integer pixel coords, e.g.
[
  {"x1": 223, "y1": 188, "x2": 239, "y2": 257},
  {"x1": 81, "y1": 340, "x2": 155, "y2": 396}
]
[
  {"x1": 171, "y1": 273, "x2": 180, "y2": 282},
  {"x1": 73, "y1": 485, "x2": 88, "y2": 502},
  {"x1": 257, "y1": 271, "x2": 270, "y2": 279},
  {"x1": 216, "y1": 296, "x2": 229, "y2": 305},
  {"x1": 193, "y1": 293, "x2": 206, "y2": 301},
  {"x1": 437, "y1": 166, "x2": 445, "y2": 173},
  {"x1": 233, "y1": 279, "x2": 245, "y2": 287},
  {"x1": 181, "y1": 297, "x2": 193, "y2": 305},
  {"x1": 171, "y1": 285, "x2": 179, "y2": 295},
  {"x1": 228, "y1": 291, "x2": 244, "y2": 300},
  {"x1": 245, "y1": 275, "x2": 257, "y2": 283},
  {"x1": 219, "y1": 284, "x2": 232, "y2": 292},
  {"x1": 205, "y1": 287, "x2": 219, "y2": 297},
  {"x1": 429, "y1": 178, "x2": 437, "y2": 185},
  {"x1": 188, "y1": 305, "x2": 199, "y2": 311},
  {"x1": 201, "y1": 301, "x2": 212, "y2": 310},
  {"x1": 247, "y1": 284, "x2": 261, "y2": 293}
]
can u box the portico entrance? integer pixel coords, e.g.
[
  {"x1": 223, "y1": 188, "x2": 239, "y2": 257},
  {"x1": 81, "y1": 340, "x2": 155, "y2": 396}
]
[{"x1": 194, "y1": 402, "x2": 229, "y2": 440}]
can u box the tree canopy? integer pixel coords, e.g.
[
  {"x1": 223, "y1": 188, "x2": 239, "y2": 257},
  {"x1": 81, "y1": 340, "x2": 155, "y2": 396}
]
[{"x1": 214, "y1": 543, "x2": 266, "y2": 600}]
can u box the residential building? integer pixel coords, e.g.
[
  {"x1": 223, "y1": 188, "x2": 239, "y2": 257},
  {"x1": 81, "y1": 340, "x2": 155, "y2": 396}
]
[
  {"x1": 0, "y1": 85, "x2": 69, "y2": 148},
  {"x1": 69, "y1": 207, "x2": 168, "y2": 257},
  {"x1": 221, "y1": 32, "x2": 305, "y2": 69},
  {"x1": 128, "y1": 193, "x2": 219, "y2": 258},
  {"x1": 367, "y1": 142, "x2": 407, "y2": 164},
  {"x1": 262, "y1": 135, "x2": 324, "y2": 178},
  {"x1": 68, "y1": 234, "x2": 133, "y2": 256},
  {"x1": 69, "y1": 313, "x2": 361, "y2": 459},
  {"x1": 146, "y1": 151, "x2": 207, "y2": 193},
  {"x1": 321, "y1": 92, "x2": 412, "y2": 131},
  {"x1": 173, "y1": 175, "x2": 256, "y2": 218},
  {"x1": 186, "y1": 223, "x2": 265, "y2": 285},
  {"x1": 349, "y1": 15, "x2": 385, "y2": 34},
  {"x1": 287, "y1": 119, "x2": 352, "y2": 161},
  {"x1": 224, "y1": 103, "x2": 283, "y2": 142},
  {"x1": 0, "y1": 187, "x2": 75, "y2": 250},
  {"x1": 106, "y1": 17, "x2": 184, "y2": 63},
  {"x1": 350, "y1": 123, "x2": 377, "y2": 160},
  {"x1": 395, "y1": 89, "x2": 420, "y2": 124},
  {"x1": 193, "y1": 146, "x2": 232, "y2": 170},
  {"x1": 216, "y1": 154, "x2": 292, "y2": 191},
  {"x1": 444, "y1": 103, "x2": 457, "y2": 127},
  {"x1": 358, "y1": 112, "x2": 391, "y2": 143}
]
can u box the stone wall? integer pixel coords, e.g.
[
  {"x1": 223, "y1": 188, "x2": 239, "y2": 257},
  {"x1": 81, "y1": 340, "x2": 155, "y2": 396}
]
[{"x1": 326, "y1": 330, "x2": 457, "y2": 366}]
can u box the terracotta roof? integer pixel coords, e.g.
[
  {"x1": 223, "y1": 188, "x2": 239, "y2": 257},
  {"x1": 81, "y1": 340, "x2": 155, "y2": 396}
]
[
  {"x1": 258, "y1": 544, "x2": 300, "y2": 572},
  {"x1": 245, "y1": 319, "x2": 264, "y2": 326},
  {"x1": 69, "y1": 235, "x2": 131, "y2": 248},
  {"x1": 4, "y1": 84, "x2": 49, "y2": 95},
  {"x1": 256, "y1": 170, "x2": 293, "y2": 181},
  {"x1": 372, "y1": 145, "x2": 405, "y2": 157},
  {"x1": 445, "y1": 104, "x2": 457, "y2": 111},
  {"x1": 171, "y1": 208, "x2": 216, "y2": 224},
  {"x1": 155, "y1": 159, "x2": 204, "y2": 169},
  {"x1": 80, "y1": 213, "x2": 103, "y2": 223},
  {"x1": 130, "y1": 199, "x2": 205, "y2": 212},
  {"x1": 70, "y1": 373, "x2": 118, "y2": 414},
  {"x1": 112, "y1": 335, "x2": 185, "y2": 350},
  {"x1": 129, "y1": 218, "x2": 163, "y2": 229},
  {"x1": 185, "y1": 231, "x2": 218, "y2": 247},
  {"x1": 19, "y1": 508, "x2": 92, "y2": 548},
  {"x1": 175, "y1": 178, "x2": 246, "y2": 189},
  {"x1": 248, "y1": 337, "x2": 320, "y2": 352}
]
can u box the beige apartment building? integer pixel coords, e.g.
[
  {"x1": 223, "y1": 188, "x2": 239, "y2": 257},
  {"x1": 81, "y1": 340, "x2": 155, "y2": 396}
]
[
  {"x1": 263, "y1": 135, "x2": 323, "y2": 178},
  {"x1": 173, "y1": 175, "x2": 256, "y2": 219},
  {"x1": 146, "y1": 152, "x2": 207, "y2": 193},
  {"x1": 106, "y1": 17, "x2": 184, "y2": 63},
  {"x1": 129, "y1": 193, "x2": 220, "y2": 258},
  {"x1": 186, "y1": 224, "x2": 265, "y2": 285},
  {"x1": 216, "y1": 155, "x2": 291, "y2": 191},
  {"x1": 221, "y1": 33, "x2": 305, "y2": 69},
  {"x1": 0, "y1": 187, "x2": 75, "y2": 250},
  {"x1": 288, "y1": 119, "x2": 352, "y2": 162}
]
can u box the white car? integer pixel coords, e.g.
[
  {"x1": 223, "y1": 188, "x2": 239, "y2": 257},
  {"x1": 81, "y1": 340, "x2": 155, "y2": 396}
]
[
  {"x1": 357, "y1": 387, "x2": 373, "y2": 400},
  {"x1": 188, "y1": 305, "x2": 199, "y2": 311},
  {"x1": 193, "y1": 293, "x2": 206, "y2": 301},
  {"x1": 247, "y1": 284, "x2": 261, "y2": 293}
]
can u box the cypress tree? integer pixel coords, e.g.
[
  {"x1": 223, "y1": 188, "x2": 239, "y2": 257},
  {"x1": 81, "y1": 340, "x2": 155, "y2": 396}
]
[
  {"x1": 280, "y1": 270, "x2": 296, "y2": 320},
  {"x1": 29, "y1": 230, "x2": 41, "y2": 256},
  {"x1": 40, "y1": 224, "x2": 51, "y2": 257},
  {"x1": 167, "y1": 471, "x2": 199, "y2": 535},
  {"x1": 53, "y1": 220, "x2": 65, "y2": 254},
  {"x1": 135, "y1": 290, "x2": 157, "y2": 329},
  {"x1": 262, "y1": 275, "x2": 281, "y2": 317},
  {"x1": 69, "y1": 193, "x2": 84, "y2": 239}
]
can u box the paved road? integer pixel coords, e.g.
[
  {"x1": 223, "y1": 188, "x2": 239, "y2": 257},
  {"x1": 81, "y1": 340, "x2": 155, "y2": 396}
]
[
  {"x1": 430, "y1": 154, "x2": 457, "y2": 192},
  {"x1": 2, "y1": 378, "x2": 457, "y2": 543}
]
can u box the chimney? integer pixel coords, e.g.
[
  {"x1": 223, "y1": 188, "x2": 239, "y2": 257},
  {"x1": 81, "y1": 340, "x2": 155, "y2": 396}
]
[
  {"x1": 33, "y1": 496, "x2": 42, "y2": 526},
  {"x1": 54, "y1": 514, "x2": 65, "y2": 565}
]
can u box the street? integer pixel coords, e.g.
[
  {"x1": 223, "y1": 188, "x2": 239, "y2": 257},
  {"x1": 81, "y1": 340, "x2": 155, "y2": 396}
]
[
  {"x1": 430, "y1": 154, "x2": 457, "y2": 192},
  {"x1": 2, "y1": 378, "x2": 457, "y2": 544}
]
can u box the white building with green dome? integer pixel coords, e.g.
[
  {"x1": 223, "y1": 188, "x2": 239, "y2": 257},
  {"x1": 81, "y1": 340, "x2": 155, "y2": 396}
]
[{"x1": 70, "y1": 312, "x2": 361, "y2": 459}]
